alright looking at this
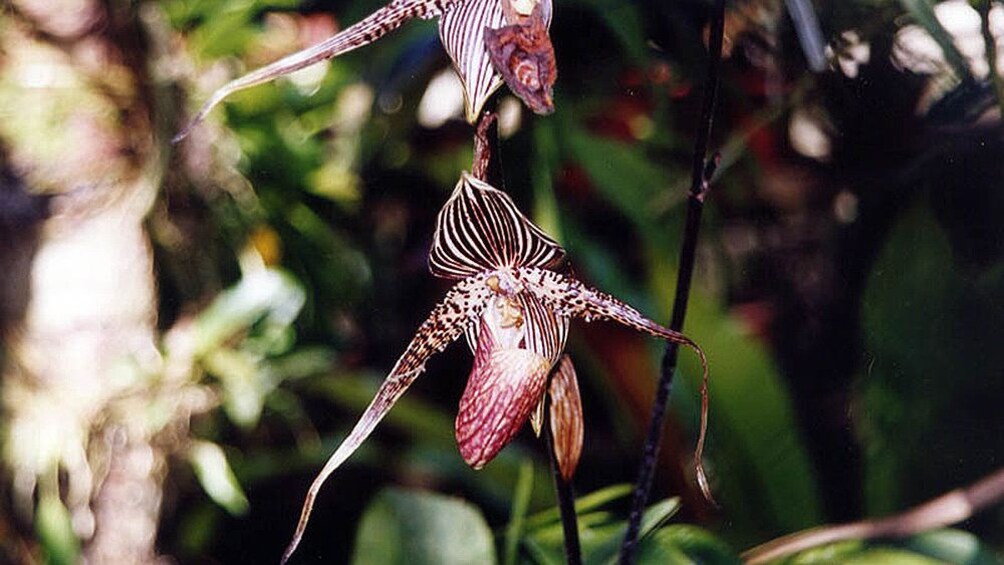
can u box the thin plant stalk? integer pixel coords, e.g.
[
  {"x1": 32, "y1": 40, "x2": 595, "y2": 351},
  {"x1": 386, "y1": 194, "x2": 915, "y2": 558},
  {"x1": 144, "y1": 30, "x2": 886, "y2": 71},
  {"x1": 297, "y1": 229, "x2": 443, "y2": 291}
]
[
  {"x1": 743, "y1": 467, "x2": 1004, "y2": 564},
  {"x1": 619, "y1": 0, "x2": 726, "y2": 561},
  {"x1": 545, "y1": 410, "x2": 583, "y2": 565}
]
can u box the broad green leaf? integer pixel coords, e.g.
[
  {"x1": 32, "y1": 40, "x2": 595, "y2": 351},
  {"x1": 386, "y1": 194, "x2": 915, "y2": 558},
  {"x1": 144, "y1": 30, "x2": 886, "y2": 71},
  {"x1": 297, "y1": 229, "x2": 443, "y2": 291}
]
[
  {"x1": 639, "y1": 525, "x2": 740, "y2": 565},
  {"x1": 860, "y1": 202, "x2": 1004, "y2": 515},
  {"x1": 776, "y1": 529, "x2": 1002, "y2": 564},
  {"x1": 898, "y1": 529, "x2": 1002, "y2": 565},
  {"x1": 839, "y1": 548, "x2": 942, "y2": 565},
  {"x1": 570, "y1": 0, "x2": 649, "y2": 63},
  {"x1": 586, "y1": 497, "x2": 682, "y2": 565},
  {"x1": 525, "y1": 484, "x2": 633, "y2": 529},
  {"x1": 558, "y1": 121, "x2": 671, "y2": 230},
  {"x1": 203, "y1": 347, "x2": 272, "y2": 426},
  {"x1": 351, "y1": 488, "x2": 497, "y2": 565},
  {"x1": 647, "y1": 255, "x2": 824, "y2": 538}
]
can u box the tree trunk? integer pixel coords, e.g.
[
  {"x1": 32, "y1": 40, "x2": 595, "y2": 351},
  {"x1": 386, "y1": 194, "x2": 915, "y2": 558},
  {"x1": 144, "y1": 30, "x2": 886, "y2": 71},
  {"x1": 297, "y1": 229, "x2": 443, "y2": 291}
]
[{"x1": 0, "y1": 1, "x2": 167, "y2": 561}]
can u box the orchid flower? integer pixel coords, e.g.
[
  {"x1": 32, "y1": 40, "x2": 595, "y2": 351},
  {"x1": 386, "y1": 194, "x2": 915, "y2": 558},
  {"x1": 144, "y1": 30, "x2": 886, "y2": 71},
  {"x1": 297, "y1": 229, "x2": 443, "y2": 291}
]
[
  {"x1": 173, "y1": 0, "x2": 556, "y2": 142},
  {"x1": 280, "y1": 172, "x2": 711, "y2": 563}
]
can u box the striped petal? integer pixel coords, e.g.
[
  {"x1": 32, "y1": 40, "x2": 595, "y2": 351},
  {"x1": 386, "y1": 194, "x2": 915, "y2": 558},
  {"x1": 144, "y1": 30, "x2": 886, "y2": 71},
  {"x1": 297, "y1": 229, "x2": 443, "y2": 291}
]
[
  {"x1": 548, "y1": 354, "x2": 583, "y2": 481},
  {"x1": 281, "y1": 273, "x2": 491, "y2": 564},
  {"x1": 521, "y1": 267, "x2": 715, "y2": 503},
  {"x1": 429, "y1": 172, "x2": 566, "y2": 279},
  {"x1": 175, "y1": 0, "x2": 454, "y2": 142},
  {"x1": 439, "y1": 0, "x2": 508, "y2": 122}
]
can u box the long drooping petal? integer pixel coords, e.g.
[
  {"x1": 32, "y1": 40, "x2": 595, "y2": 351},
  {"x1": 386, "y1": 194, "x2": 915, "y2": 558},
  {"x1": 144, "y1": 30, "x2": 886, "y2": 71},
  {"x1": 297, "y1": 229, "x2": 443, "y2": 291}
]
[
  {"x1": 521, "y1": 267, "x2": 714, "y2": 502},
  {"x1": 456, "y1": 288, "x2": 568, "y2": 467},
  {"x1": 174, "y1": 0, "x2": 455, "y2": 143},
  {"x1": 547, "y1": 354, "x2": 583, "y2": 481},
  {"x1": 429, "y1": 172, "x2": 565, "y2": 279},
  {"x1": 281, "y1": 274, "x2": 492, "y2": 564}
]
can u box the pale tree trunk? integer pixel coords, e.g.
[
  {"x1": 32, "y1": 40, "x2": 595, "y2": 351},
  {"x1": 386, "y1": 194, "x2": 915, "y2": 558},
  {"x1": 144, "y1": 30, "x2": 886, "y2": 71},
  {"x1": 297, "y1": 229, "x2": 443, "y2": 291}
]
[{"x1": 0, "y1": 1, "x2": 169, "y2": 562}]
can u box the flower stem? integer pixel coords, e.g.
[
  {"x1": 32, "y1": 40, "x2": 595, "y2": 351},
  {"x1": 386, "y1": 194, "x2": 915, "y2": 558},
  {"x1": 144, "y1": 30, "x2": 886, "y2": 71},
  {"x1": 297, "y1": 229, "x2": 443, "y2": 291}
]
[
  {"x1": 545, "y1": 413, "x2": 583, "y2": 565},
  {"x1": 619, "y1": 0, "x2": 726, "y2": 561},
  {"x1": 472, "y1": 110, "x2": 497, "y2": 181}
]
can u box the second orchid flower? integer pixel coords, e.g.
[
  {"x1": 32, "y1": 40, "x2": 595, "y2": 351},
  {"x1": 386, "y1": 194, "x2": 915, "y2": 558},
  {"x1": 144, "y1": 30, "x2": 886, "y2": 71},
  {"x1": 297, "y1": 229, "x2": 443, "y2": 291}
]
[
  {"x1": 174, "y1": 0, "x2": 557, "y2": 142},
  {"x1": 280, "y1": 172, "x2": 711, "y2": 563}
]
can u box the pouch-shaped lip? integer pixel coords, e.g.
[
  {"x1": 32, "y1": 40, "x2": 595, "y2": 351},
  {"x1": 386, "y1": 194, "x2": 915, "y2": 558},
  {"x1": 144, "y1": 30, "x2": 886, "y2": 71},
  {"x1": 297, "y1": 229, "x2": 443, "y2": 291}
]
[
  {"x1": 455, "y1": 287, "x2": 567, "y2": 468},
  {"x1": 456, "y1": 310, "x2": 551, "y2": 468}
]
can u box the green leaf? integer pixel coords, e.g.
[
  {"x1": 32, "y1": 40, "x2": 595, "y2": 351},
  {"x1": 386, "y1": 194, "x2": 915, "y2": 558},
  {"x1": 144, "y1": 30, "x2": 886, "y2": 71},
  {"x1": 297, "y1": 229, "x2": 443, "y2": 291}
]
[
  {"x1": 586, "y1": 497, "x2": 682, "y2": 565},
  {"x1": 860, "y1": 202, "x2": 1004, "y2": 515},
  {"x1": 525, "y1": 484, "x2": 633, "y2": 529},
  {"x1": 649, "y1": 263, "x2": 824, "y2": 536},
  {"x1": 351, "y1": 488, "x2": 497, "y2": 565},
  {"x1": 188, "y1": 441, "x2": 250, "y2": 516},
  {"x1": 570, "y1": 0, "x2": 649, "y2": 63},
  {"x1": 193, "y1": 268, "x2": 305, "y2": 356},
  {"x1": 775, "y1": 529, "x2": 1002, "y2": 564},
  {"x1": 35, "y1": 495, "x2": 79, "y2": 565},
  {"x1": 897, "y1": 529, "x2": 1002, "y2": 565},
  {"x1": 203, "y1": 347, "x2": 272, "y2": 426},
  {"x1": 639, "y1": 525, "x2": 740, "y2": 565},
  {"x1": 504, "y1": 461, "x2": 535, "y2": 565},
  {"x1": 839, "y1": 548, "x2": 942, "y2": 565},
  {"x1": 559, "y1": 122, "x2": 672, "y2": 230}
]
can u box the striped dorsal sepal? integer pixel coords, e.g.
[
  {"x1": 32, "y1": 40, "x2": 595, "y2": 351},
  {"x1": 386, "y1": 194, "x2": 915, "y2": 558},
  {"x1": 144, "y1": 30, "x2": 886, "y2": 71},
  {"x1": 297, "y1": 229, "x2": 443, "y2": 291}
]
[
  {"x1": 439, "y1": 0, "x2": 509, "y2": 123},
  {"x1": 429, "y1": 172, "x2": 566, "y2": 279}
]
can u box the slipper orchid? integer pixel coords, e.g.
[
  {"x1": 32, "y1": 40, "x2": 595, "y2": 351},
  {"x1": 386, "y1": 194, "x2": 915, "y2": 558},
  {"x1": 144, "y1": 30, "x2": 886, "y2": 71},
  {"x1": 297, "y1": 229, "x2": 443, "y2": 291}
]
[
  {"x1": 280, "y1": 172, "x2": 710, "y2": 563},
  {"x1": 174, "y1": 0, "x2": 556, "y2": 142}
]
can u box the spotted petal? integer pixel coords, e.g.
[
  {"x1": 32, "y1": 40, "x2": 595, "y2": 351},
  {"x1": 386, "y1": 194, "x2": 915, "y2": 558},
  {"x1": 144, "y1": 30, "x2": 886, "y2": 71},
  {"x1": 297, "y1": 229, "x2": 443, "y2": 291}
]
[
  {"x1": 281, "y1": 274, "x2": 491, "y2": 564},
  {"x1": 521, "y1": 267, "x2": 714, "y2": 502},
  {"x1": 175, "y1": 0, "x2": 454, "y2": 142},
  {"x1": 430, "y1": 172, "x2": 566, "y2": 279}
]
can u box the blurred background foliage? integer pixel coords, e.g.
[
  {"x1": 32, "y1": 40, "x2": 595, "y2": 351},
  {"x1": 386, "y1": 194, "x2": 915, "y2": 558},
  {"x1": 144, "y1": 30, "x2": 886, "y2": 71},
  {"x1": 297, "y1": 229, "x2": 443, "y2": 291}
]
[{"x1": 1, "y1": 0, "x2": 1003, "y2": 562}]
